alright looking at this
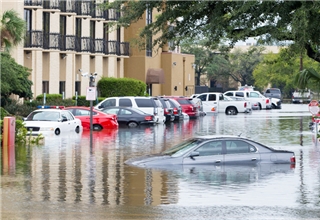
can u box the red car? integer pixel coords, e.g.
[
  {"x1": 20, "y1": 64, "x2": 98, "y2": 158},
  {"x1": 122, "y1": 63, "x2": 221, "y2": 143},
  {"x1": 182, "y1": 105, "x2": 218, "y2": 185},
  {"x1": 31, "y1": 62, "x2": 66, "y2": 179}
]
[
  {"x1": 166, "y1": 96, "x2": 199, "y2": 118},
  {"x1": 65, "y1": 106, "x2": 118, "y2": 130}
]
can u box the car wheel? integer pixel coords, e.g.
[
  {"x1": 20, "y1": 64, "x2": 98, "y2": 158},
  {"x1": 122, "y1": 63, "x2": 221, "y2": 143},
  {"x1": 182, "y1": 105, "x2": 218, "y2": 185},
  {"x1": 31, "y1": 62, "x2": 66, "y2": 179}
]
[
  {"x1": 54, "y1": 128, "x2": 60, "y2": 135},
  {"x1": 272, "y1": 104, "x2": 276, "y2": 109},
  {"x1": 75, "y1": 126, "x2": 80, "y2": 133},
  {"x1": 128, "y1": 121, "x2": 138, "y2": 128},
  {"x1": 226, "y1": 107, "x2": 237, "y2": 115},
  {"x1": 258, "y1": 104, "x2": 262, "y2": 110},
  {"x1": 93, "y1": 124, "x2": 103, "y2": 131}
]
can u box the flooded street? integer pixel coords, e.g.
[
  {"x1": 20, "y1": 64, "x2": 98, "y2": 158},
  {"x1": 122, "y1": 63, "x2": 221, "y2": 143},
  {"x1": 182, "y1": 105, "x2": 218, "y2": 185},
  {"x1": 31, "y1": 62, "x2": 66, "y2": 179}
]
[{"x1": 1, "y1": 104, "x2": 320, "y2": 219}]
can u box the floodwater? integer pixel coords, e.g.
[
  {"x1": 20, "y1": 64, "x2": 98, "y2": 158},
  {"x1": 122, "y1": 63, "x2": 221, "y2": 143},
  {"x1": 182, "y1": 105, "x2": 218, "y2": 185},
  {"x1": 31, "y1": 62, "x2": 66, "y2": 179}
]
[{"x1": 1, "y1": 104, "x2": 320, "y2": 220}]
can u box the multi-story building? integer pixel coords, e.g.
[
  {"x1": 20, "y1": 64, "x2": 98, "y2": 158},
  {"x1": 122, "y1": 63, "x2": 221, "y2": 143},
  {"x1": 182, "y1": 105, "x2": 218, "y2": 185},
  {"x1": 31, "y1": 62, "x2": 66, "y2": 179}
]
[{"x1": 1, "y1": 0, "x2": 196, "y2": 98}]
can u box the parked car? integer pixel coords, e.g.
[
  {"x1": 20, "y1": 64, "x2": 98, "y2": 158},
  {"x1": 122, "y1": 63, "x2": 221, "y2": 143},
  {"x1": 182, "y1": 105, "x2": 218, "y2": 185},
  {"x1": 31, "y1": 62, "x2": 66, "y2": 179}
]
[
  {"x1": 65, "y1": 106, "x2": 118, "y2": 131},
  {"x1": 166, "y1": 96, "x2": 199, "y2": 118},
  {"x1": 100, "y1": 106, "x2": 155, "y2": 128},
  {"x1": 166, "y1": 98, "x2": 184, "y2": 121},
  {"x1": 264, "y1": 88, "x2": 282, "y2": 100},
  {"x1": 125, "y1": 135, "x2": 296, "y2": 168},
  {"x1": 292, "y1": 89, "x2": 313, "y2": 104},
  {"x1": 94, "y1": 96, "x2": 166, "y2": 124},
  {"x1": 157, "y1": 97, "x2": 175, "y2": 122},
  {"x1": 23, "y1": 107, "x2": 82, "y2": 136}
]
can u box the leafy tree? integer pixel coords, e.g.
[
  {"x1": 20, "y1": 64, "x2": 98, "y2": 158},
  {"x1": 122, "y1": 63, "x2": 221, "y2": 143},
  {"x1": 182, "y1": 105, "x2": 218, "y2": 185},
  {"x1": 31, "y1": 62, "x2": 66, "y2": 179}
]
[
  {"x1": 1, "y1": 53, "x2": 33, "y2": 106},
  {"x1": 0, "y1": 9, "x2": 26, "y2": 52},
  {"x1": 180, "y1": 38, "x2": 223, "y2": 85},
  {"x1": 106, "y1": 1, "x2": 320, "y2": 63},
  {"x1": 253, "y1": 48, "x2": 320, "y2": 98},
  {"x1": 205, "y1": 53, "x2": 231, "y2": 89},
  {"x1": 226, "y1": 47, "x2": 265, "y2": 88}
]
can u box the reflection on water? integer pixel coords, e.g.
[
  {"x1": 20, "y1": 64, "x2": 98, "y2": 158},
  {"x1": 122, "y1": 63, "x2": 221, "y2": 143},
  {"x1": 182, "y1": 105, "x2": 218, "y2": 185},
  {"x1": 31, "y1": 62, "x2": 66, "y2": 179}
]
[{"x1": 2, "y1": 104, "x2": 320, "y2": 219}]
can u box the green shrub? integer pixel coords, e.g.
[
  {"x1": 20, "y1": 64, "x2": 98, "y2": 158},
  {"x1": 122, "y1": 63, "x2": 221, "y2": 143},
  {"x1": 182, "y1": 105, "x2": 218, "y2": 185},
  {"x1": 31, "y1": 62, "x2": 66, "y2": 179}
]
[
  {"x1": 72, "y1": 95, "x2": 101, "y2": 106},
  {"x1": 97, "y1": 77, "x2": 147, "y2": 97},
  {"x1": 36, "y1": 94, "x2": 63, "y2": 102}
]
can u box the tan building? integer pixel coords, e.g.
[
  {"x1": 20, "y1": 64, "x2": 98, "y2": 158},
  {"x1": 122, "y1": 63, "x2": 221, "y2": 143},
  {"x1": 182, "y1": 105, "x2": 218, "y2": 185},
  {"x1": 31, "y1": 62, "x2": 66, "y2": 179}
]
[
  {"x1": 124, "y1": 7, "x2": 195, "y2": 97},
  {"x1": 1, "y1": 0, "x2": 195, "y2": 99}
]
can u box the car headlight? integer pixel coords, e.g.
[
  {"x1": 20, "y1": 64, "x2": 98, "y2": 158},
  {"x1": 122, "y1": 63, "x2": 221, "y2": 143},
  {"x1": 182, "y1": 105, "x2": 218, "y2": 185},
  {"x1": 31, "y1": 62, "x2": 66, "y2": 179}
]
[{"x1": 40, "y1": 127, "x2": 55, "y2": 131}]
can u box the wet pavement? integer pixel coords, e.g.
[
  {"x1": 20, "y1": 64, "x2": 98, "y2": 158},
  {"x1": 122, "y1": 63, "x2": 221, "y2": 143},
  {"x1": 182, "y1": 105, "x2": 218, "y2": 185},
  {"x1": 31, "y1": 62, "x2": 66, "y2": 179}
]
[{"x1": 1, "y1": 104, "x2": 320, "y2": 219}]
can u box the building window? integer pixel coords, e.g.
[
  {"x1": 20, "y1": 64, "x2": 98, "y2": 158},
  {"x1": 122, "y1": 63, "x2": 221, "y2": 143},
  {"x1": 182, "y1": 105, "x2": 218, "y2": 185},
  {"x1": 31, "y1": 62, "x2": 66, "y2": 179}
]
[
  {"x1": 43, "y1": 12, "x2": 50, "y2": 33},
  {"x1": 60, "y1": 15, "x2": 66, "y2": 35},
  {"x1": 75, "y1": 81, "x2": 81, "y2": 96},
  {"x1": 146, "y1": 6, "x2": 152, "y2": 57},
  {"x1": 76, "y1": 18, "x2": 81, "y2": 38},
  {"x1": 43, "y1": 12, "x2": 50, "y2": 49},
  {"x1": 59, "y1": 81, "x2": 66, "y2": 95},
  {"x1": 24, "y1": 9, "x2": 32, "y2": 31},
  {"x1": 42, "y1": 81, "x2": 49, "y2": 94},
  {"x1": 103, "y1": 23, "x2": 109, "y2": 41}
]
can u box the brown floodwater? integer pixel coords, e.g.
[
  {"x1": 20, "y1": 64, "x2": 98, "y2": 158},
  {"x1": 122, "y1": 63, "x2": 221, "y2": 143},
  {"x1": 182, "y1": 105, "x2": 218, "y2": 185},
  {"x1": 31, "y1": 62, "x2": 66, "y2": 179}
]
[{"x1": 1, "y1": 104, "x2": 320, "y2": 219}]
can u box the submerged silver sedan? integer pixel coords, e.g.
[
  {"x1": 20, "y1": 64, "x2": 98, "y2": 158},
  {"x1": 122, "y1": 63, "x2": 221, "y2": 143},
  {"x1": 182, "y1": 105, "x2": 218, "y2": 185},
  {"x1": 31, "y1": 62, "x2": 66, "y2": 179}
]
[{"x1": 125, "y1": 136, "x2": 296, "y2": 168}]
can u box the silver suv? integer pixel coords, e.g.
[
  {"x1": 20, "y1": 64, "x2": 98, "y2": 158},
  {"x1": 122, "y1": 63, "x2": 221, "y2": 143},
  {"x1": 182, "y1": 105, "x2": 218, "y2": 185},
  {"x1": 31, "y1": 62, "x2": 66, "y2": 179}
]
[{"x1": 94, "y1": 96, "x2": 166, "y2": 123}]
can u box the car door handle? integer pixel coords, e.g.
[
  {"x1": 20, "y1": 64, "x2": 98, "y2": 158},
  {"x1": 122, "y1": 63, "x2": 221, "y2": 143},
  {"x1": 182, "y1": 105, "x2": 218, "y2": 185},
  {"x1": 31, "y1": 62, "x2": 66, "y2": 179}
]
[
  {"x1": 251, "y1": 158, "x2": 257, "y2": 161},
  {"x1": 215, "y1": 160, "x2": 221, "y2": 163}
]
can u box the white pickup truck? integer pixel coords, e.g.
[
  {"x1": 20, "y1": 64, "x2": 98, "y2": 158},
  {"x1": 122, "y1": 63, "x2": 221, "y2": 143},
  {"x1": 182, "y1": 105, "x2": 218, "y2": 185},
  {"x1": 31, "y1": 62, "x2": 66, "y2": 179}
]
[
  {"x1": 292, "y1": 89, "x2": 313, "y2": 104},
  {"x1": 195, "y1": 92, "x2": 252, "y2": 115}
]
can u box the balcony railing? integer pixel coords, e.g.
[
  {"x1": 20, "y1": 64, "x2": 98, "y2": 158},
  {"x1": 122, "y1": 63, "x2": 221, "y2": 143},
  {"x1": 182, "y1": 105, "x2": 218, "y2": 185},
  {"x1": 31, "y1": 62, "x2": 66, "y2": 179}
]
[
  {"x1": 60, "y1": 35, "x2": 76, "y2": 51},
  {"x1": 104, "y1": 41, "x2": 117, "y2": 55},
  {"x1": 24, "y1": 31, "x2": 129, "y2": 56},
  {"x1": 25, "y1": 30, "x2": 43, "y2": 48},
  {"x1": 75, "y1": 0, "x2": 92, "y2": 16},
  {"x1": 24, "y1": 0, "x2": 42, "y2": 6},
  {"x1": 59, "y1": 0, "x2": 76, "y2": 13},
  {"x1": 120, "y1": 42, "x2": 129, "y2": 56},
  {"x1": 43, "y1": 33, "x2": 60, "y2": 50},
  {"x1": 95, "y1": 39, "x2": 104, "y2": 53},
  {"x1": 43, "y1": 0, "x2": 60, "y2": 10},
  {"x1": 104, "y1": 9, "x2": 120, "y2": 21}
]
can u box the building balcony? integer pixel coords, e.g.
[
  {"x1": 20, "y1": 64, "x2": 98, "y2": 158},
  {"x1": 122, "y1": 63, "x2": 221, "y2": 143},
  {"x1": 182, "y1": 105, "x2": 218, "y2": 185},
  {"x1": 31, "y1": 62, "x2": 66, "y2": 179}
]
[
  {"x1": 24, "y1": 31, "x2": 129, "y2": 56},
  {"x1": 24, "y1": 30, "x2": 43, "y2": 48},
  {"x1": 75, "y1": 0, "x2": 92, "y2": 16},
  {"x1": 104, "y1": 9, "x2": 120, "y2": 21}
]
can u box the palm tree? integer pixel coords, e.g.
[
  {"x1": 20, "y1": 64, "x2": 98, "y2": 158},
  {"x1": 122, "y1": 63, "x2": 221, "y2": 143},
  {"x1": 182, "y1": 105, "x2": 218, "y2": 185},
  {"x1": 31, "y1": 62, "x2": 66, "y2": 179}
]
[
  {"x1": 295, "y1": 68, "x2": 320, "y2": 89},
  {"x1": 0, "y1": 9, "x2": 26, "y2": 52}
]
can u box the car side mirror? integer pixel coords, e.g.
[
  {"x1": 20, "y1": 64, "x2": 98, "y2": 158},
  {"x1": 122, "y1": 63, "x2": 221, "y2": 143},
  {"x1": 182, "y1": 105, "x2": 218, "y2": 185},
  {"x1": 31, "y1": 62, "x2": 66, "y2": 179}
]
[
  {"x1": 62, "y1": 118, "x2": 68, "y2": 122},
  {"x1": 189, "y1": 151, "x2": 200, "y2": 159}
]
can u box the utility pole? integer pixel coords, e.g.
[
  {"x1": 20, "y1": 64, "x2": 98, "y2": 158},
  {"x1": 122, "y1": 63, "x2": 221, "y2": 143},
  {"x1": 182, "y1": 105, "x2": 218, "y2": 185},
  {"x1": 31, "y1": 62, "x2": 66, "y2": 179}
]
[{"x1": 79, "y1": 69, "x2": 97, "y2": 148}]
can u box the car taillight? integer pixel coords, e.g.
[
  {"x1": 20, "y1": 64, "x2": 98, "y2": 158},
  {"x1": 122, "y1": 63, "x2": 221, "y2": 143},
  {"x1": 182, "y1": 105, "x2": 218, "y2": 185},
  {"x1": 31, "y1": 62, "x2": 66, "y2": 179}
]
[
  {"x1": 173, "y1": 108, "x2": 178, "y2": 114},
  {"x1": 145, "y1": 116, "x2": 153, "y2": 121},
  {"x1": 164, "y1": 108, "x2": 170, "y2": 114},
  {"x1": 290, "y1": 156, "x2": 296, "y2": 164},
  {"x1": 244, "y1": 102, "x2": 247, "y2": 107},
  {"x1": 266, "y1": 99, "x2": 270, "y2": 104}
]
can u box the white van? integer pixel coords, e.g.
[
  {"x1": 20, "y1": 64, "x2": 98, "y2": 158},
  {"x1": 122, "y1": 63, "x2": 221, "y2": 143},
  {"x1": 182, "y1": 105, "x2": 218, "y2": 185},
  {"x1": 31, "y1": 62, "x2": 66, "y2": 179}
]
[{"x1": 94, "y1": 96, "x2": 166, "y2": 123}]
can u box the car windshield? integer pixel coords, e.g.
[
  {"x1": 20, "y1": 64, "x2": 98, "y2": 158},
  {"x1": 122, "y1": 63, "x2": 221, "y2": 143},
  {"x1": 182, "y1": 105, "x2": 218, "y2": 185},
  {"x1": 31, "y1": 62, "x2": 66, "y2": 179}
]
[
  {"x1": 26, "y1": 111, "x2": 60, "y2": 121},
  {"x1": 162, "y1": 138, "x2": 204, "y2": 157}
]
